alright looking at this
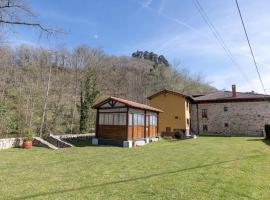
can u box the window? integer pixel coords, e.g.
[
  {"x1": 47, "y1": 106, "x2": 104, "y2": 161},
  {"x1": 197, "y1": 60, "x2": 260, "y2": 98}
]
[
  {"x1": 186, "y1": 102, "x2": 189, "y2": 109},
  {"x1": 128, "y1": 114, "x2": 133, "y2": 126},
  {"x1": 99, "y1": 113, "x2": 126, "y2": 125},
  {"x1": 203, "y1": 125, "x2": 208, "y2": 132},
  {"x1": 187, "y1": 118, "x2": 190, "y2": 125},
  {"x1": 133, "y1": 114, "x2": 144, "y2": 126},
  {"x1": 119, "y1": 113, "x2": 126, "y2": 125},
  {"x1": 175, "y1": 116, "x2": 179, "y2": 119},
  {"x1": 202, "y1": 109, "x2": 208, "y2": 118},
  {"x1": 99, "y1": 113, "x2": 105, "y2": 124},
  {"x1": 224, "y1": 123, "x2": 229, "y2": 128},
  {"x1": 149, "y1": 115, "x2": 157, "y2": 126},
  {"x1": 113, "y1": 114, "x2": 119, "y2": 125},
  {"x1": 224, "y1": 107, "x2": 228, "y2": 112}
]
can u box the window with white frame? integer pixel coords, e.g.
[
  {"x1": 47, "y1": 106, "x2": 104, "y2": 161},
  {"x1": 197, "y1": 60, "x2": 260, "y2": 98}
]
[
  {"x1": 99, "y1": 113, "x2": 126, "y2": 125},
  {"x1": 133, "y1": 113, "x2": 144, "y2": 126},
  {"x1": 149, "y1": 115, "x2": 157, "y2": 126}
]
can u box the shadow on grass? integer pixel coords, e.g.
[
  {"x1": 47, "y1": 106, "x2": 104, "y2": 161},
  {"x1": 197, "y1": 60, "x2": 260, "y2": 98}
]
[
  {"x1": 68, "y1": 141, "x2": 122, "y2": 148},
  {"x1": 14, "y1": 155, "x2": 261, "y2": 200},
  {"x1": 68, "y1": 140, "x2": 94, "y2": 147},
  {"x1": 246, "y1": 138, "x2": 270, "y2": 146}
]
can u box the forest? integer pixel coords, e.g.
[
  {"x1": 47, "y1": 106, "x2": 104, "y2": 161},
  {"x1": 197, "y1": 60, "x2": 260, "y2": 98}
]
[
  {"x1": 0, "y1": 0, "x2": 215, "y2": 138},
  {"x1": 0, "y1": 44, "x2": 215, "y2": 138},
  {"x1": 0, "y1": 44, "x2": 214, "y2": 138}
]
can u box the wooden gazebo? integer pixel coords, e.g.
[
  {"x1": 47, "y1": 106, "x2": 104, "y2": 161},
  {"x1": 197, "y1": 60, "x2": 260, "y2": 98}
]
[{"x1": 92, "y1": 96, "x2": 163, "y2": 147}]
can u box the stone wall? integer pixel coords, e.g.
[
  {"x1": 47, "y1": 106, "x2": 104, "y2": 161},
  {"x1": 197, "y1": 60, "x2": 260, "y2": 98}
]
[
  {"x1": 0, "y1": 138, "x2": 22, "y2": 150},
  {"x1": 57, "y1": 134, "x2": 93, "y2": 143},
  {"x1": 45, "y1": 135, "x2": 73, "y2": 148},
  {"x1": 191, "y1": 101, "x2": 270, "y2": 136}
]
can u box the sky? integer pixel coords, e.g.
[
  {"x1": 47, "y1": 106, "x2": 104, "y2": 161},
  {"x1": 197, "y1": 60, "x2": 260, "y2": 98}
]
[{"x1": 8, "y1": 0, "x2": 270, "y2": 93}]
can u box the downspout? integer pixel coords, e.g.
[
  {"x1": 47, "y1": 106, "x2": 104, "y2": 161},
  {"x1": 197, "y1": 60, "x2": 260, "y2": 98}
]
[
  {"x1": 95, "y1": 109, "x2": 99, "y2": 138},
  {"x1": 196, "y1": 103, "x2": 200, "y2": 135}
]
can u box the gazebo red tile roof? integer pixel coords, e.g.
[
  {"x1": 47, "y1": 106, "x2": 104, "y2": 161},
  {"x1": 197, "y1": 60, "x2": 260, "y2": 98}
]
[{"x1": 93, "y1": 96, "x2": 163, "y2": 112}]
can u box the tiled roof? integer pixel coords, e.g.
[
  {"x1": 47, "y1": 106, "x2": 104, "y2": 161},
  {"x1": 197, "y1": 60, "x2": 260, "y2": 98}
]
[
  {"x1": 93, "y1": 96, "x2": 163, "y2": 112},
  {"x1": 194, "y1": 91, "x2": 270, "y2": 102},
  {"x1": 147, "y1": 89, "x2": 194, "y2": 101}
]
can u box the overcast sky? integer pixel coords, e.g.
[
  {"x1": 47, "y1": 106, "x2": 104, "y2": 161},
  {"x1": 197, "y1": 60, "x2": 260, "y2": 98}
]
[{"x1": 9, "y1": 0, "x2": 270, "y2": 93}]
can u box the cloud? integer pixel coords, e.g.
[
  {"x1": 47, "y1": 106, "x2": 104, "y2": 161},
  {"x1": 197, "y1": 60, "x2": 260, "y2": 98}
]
[
  {"x1": 141, "y1": 0, "x2": 153, "y2": 8},
  {"x1": 93, "y1": 34, "x2": 99, "y2": 39}
]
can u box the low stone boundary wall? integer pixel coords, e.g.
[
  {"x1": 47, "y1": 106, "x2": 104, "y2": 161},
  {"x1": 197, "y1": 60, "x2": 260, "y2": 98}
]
[
  {"x1": 45, "y1": 135, "x2": 74, "y2": 148},
  {"x1": 0, "y1": 138, "x2": 22, "y2": 150},
  {"x1": 199, "y1": 132, "x2": 264, "y2": 137},
  {"x1": 57, "y1": 133, "x2": 94, "y2": 144}
]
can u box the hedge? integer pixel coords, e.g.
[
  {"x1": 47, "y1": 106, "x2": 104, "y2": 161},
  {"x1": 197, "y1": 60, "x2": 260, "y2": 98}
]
[{"x1": 265, "y1": 124, "x2": 270, "y2": 139}]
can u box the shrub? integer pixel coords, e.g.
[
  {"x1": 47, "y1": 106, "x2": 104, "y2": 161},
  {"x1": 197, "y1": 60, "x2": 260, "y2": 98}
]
[
  {"x1": 23, "y1": 128, "x2": 34, "y2": 141},
  {"x1": 175, "y1": 131, "x2": 184, "y2": 140},
  {"x1": 265, "y1": 124, "x2": 270, "y2": 139}
]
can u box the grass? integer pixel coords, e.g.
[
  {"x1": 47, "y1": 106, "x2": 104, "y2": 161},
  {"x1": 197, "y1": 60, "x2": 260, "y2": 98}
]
[{"x1": 0, "y1": 137, "x2": 270, "y2": 200}]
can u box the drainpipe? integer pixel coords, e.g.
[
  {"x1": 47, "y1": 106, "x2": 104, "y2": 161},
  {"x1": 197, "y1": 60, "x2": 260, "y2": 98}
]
[{"x1": 196, "y1": 103, "x2": 200, "y2": 135}]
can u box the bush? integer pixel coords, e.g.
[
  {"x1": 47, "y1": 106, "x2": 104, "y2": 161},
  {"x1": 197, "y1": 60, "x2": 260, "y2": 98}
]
[
  {"x1": 175, "y1": 131, "x2": 184, "y2": 140},
  {"x1": 265, "y1": 124, "x2": 270, "y2": 139},
  {"x1": 23, "y1": 128, "x2": 34, "y2": 141}
]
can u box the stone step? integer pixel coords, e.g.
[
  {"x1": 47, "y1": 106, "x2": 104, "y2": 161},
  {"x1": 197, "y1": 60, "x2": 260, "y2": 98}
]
[
  {"x1": 33, "y1": 137, "x2": 58, "y2": 150},
  {"x1": 134, "y1": 140, "x2": 146, "y2": 147}
]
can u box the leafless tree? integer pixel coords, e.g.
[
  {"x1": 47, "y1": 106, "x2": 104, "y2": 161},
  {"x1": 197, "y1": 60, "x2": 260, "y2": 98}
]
[{"x1": 0, "y1": 0, "x2": 61, "y2": 37}]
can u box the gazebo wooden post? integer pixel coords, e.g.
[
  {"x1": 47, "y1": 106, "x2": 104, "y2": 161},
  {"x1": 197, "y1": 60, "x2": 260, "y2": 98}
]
[
  {"x1": 96, "y1": 109, "x2": 99, "y2": 138},
  {"x1": 126, "y1": 107, "x2": 129, "y2": 140},
  {"x1": 157, "y1": 112, "x2": 159, "y2": 136},
  {"x1": 144, "y1": 110, "x2": 147, "y2": 138}
]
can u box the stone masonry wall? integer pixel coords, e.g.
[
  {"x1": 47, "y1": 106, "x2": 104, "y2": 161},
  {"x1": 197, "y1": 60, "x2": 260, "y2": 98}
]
[
  {"x1": 191, "y1": 101, "x2": 270, "y2": 136},
  {"x1": 58, "y1": 134, "x2": 93, "y2": 143},
  {"x1": 0, "y1": 138, "x2": 22, "y2": 150}
]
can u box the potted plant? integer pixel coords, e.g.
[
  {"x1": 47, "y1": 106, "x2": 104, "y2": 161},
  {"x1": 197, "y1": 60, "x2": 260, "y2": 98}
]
[{"x1": 22, "y1": 128, "x2": 34, "y2": 149}]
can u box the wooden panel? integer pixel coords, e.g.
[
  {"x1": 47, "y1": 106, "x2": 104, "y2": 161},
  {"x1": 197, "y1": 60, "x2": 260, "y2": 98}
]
[
  {"x1": 149, "y1": 125, "x2": 157, "y2": 137},
  {"x1": 128, "y1": 126, "x2": 133, "y2": 140},
  {"x1": 98, "y1": 125, "x2": 127, "y2": 140},
  {"x1": 133, "y1": 126, "x2": 145, "y2": 139}
]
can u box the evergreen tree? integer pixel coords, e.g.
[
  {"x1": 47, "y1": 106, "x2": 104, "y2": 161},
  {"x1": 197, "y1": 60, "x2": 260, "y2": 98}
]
[
  {"x1": 131, "y1": 50, "x2": 170, "y2": 67},
  {"x1": 79, "y1": 70, "x2": 99, "y2": 134}
]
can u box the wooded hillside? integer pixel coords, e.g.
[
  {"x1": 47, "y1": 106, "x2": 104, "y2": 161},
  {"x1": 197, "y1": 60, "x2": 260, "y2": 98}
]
[{"x1": 0, "y1": 44, "x2": 214, "y2": 137}]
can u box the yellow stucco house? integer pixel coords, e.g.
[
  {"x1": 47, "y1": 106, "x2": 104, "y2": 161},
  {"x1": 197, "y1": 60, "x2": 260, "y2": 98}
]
[{"x1": 148, "y1": 90, "x2": 193, "y2": 136}]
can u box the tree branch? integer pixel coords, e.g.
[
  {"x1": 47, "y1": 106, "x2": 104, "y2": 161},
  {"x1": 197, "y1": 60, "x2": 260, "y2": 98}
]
[{"x1": 0, "y1": 19, "x2": 61, "y2": 35}]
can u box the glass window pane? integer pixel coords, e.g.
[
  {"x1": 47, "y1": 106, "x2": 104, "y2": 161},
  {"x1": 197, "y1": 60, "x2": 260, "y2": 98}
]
[
  {"x1": 129, "y1": 114, "x2": 133, "y2": 126},
  {"x1": 134, "y1": 114, "x2": 138, "y2": 126},
  {"x1": 99, "y1": 114, "x2": 104, "y2": 125},
  {"x1": 104, "y1": 114, "x2": 109, "y2": 125},
  {"x1": 108, "y1": 114, "x2": 113, "y2": 125},
  {"x1": 119, "y1": 113, "x2": 126, "y2": 125},
  {"x1": 113, "y1": 114, "x2": 119, "y2": 125}
]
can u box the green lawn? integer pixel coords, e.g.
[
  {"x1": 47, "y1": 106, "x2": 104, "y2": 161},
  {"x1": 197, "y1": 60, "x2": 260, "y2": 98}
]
[{"x1": 0, "y1": 137, "x2": 270, "y2": 200}]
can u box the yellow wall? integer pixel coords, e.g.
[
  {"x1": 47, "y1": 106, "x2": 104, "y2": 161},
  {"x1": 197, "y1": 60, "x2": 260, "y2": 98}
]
[{"x1": 149, "y1": 93, "x2": 191, "y2": 133}]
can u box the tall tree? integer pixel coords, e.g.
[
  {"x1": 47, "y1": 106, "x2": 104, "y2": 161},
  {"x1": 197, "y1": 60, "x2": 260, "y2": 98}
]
[
  {"x1": 39, "y1": 60, "x2": 52, "y2": 137},
  {"x1": 80, "y1": 70, "x2": 99, "y2": 134}
]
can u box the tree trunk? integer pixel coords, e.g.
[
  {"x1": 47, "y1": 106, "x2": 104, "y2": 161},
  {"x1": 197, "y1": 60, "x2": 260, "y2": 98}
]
[{"x1": 39, "y1": 64, "x2": 52, "y2": 137}]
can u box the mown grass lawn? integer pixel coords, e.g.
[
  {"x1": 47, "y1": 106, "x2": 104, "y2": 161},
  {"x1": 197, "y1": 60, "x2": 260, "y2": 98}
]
[{"x1": 0, "y1": 137, "x2": 270, "y2": 200}]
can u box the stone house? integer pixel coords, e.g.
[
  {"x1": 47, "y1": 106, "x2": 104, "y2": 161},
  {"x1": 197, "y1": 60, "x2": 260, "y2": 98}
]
[
  {"x1": 191, "y1": 85, "x2": 270, "y2": 137},
  {"x1": 148, "y1": 85, "x2": 270, "y2": 137}
]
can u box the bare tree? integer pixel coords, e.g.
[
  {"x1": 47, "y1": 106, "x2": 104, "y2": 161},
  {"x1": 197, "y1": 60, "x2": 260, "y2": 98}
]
[{"x1": 0, "y1": 0, "x2": 60, "y2": 36}]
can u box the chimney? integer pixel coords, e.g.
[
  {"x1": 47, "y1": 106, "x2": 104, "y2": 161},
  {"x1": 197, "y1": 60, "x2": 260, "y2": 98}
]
[{"x1": 232, "y1": 84, "x2": 236, "y2": 97}]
